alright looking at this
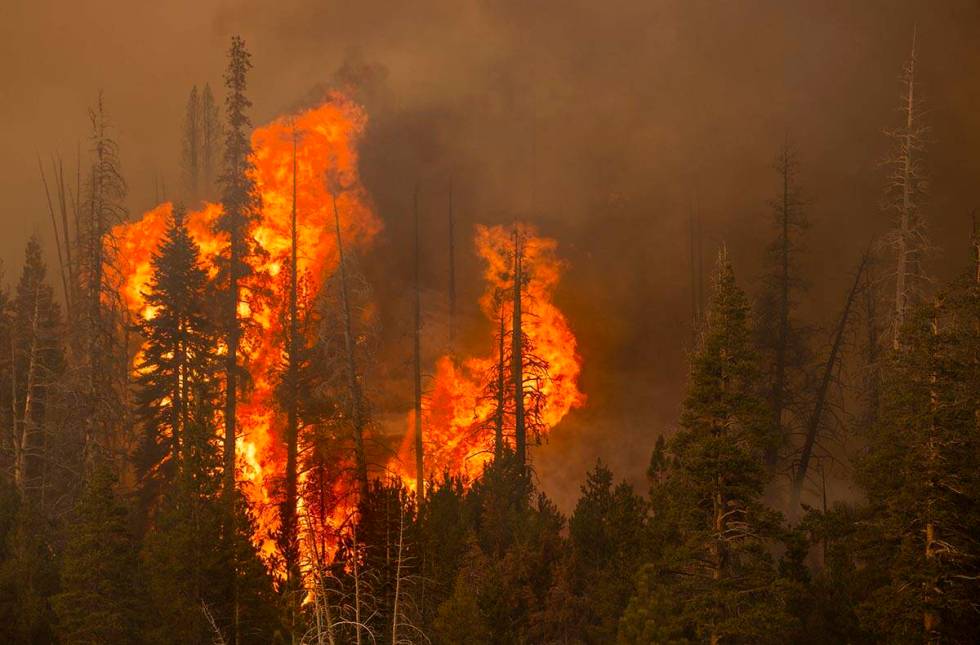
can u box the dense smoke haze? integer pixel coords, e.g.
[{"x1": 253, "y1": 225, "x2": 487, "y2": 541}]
[{"x1": 2, "y1": 0, "x2": 979, "y2": 509}]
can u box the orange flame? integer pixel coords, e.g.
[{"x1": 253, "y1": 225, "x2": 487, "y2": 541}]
[
  {"x1": 394, "y1": 224, "x2": 585, "y2": 489},
  {"x1": 113, "y1": 94, "x2": 584, "y2": 565},
  {"x1": 113, "y1": 93, "x2": 380, "y2": 553}
]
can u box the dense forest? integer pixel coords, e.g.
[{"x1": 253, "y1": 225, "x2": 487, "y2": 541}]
[{"x1": 1, "y1": 19, "x2": 980, "y2": 645}]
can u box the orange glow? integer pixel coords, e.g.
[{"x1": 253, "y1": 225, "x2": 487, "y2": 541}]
[
  {"x1": 393, "y1": 224, "x2": 585, "y2": 489},
  {"x1": 113, "y1": 93, "x2": 380, "y2": 555},
  {"x1": 112, "y1": 94, "x2": 584, "y2": 569}
]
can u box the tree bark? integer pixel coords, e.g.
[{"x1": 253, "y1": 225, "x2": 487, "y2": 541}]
[{"x1": 512, "y1": 229, "x2": 526, "y2": 466}]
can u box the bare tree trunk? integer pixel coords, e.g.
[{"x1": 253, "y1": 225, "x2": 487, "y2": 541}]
[
  {"x1": 332, "y1": 193, "x2": 369, "y2": 499},
  {"x1": 413, "y1": 187, "x2": 424, "y2": 496},
  {"x1": 39, "y1": 159, "x2": 72, "y2": 319},
  {"x1": 391, "y1": 501, "x2": 406, "y2": 645},
  {"x1": 790, "y1": 250, "x2": 869, "y2": 516},
  {"x1": 923, "y1": 298, "x2": 940, "y2": 643},
  {"x1": 893, "y1": 32, "x2": 918, "y2": 349},
  {"x1": 511, "y1": 228, "x2": 526, "y2": 466},
  {"x1": 352, "y1": 520, "x2": 363, "y2": 645},
  {"x1": 12, "y1": 283, "x2": 43, "y2": 501},
  {"x1": 710, "y1": 473, "x2": 725, "y2": 645}
]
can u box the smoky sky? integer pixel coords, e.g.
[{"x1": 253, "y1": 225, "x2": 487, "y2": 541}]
[{"x1": 1, "y1": 0, "x2": 979, "y2": 508}]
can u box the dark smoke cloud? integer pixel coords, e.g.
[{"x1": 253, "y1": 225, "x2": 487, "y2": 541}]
[{"x1": 2, "y1": 0, "x2": 979, "y2": 509}]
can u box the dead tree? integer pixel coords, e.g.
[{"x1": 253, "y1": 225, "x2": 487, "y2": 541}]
[
  {"x1": 790, "y1": 249, "x2": 869, "y2": 516},
  {"x1": 38, "y1": 157, "x2": 74, "y2": 320},
  {"x1": 78, "y1": 94, "x2": 127, "y2": 462},
  {"x1": 412, "y1": 186, "x2": 424, "y2": 495},
  {"x1": 885, "y1": 30, "x2": 929, "y2": 348}
]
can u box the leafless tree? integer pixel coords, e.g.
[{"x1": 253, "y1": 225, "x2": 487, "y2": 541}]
[{"x1": 883, "y1": 30, "x2": 930, "y2": 349}]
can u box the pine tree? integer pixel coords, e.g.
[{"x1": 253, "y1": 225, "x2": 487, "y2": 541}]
[
  {"x1": 564, "y1": 460, "x2": 649, "y2": 642},
  {"x1": 135, "y1": 205, "x2": 218, "y2": 504},
  {"x1": 201, "y1": 83, "x2": 222, "y2": 198},
  {"x1": 620, "y1": 250, "x2": 792, "y2": 644},
  {"x1": 217, "y1": 34, "x2": 260, "y2": 506},
  {"x1": 52, "y1": 463, "x2": 141, "y2": 644},
  {"x1": 756, "y1": 141, "x2": 808, "y2": 468},
  {"x1": 856, "y1": 255, "x2": 980, "y2": 642},
  {"x1": 10, "y1": 237, "x2": 64, "y2": 501},
  {"x1": 181, "y1": 85, "x2": 201, "y2": 201}
]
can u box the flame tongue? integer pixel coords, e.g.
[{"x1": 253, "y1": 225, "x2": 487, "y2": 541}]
[
  {"x1": 394, "y1": 224, "x2": 585, "y2": 487},
  {"x1": 114, "y1": 95, "x2": 584, "y2": 560},
  {"x1": 114, "y1": 93, "x2": 381, "y2": 552}
]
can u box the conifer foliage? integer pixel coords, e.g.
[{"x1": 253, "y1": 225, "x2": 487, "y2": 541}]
[{"x1": 620, "y1": 251, "x2": 792, "y2": 644}]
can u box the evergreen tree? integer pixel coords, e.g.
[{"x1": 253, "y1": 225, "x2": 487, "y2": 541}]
[
  {"x1": 756, "y1": 141, "x2": 809, "y2": 469},
  {"x1": 52, "y1": 463, "x2": 141, "y2": 644},
  {"x1": 181, "y1": 86, "x2": 201, "y2": 201},
  {"x1": 201, "y1": 83, "x2": 222, "y2": 198},
  {"x1": 10, "y1": 237, "x2": 64, "y2": 501},
  {"x1": 620, "y1": 250, "x2": 792, "y2": 644},
  {"x1": 135, "y1": 206, "x2": 218, "y2": 503},
  {"x1": 217, "y1": 34, "x2": 260, "y2": 505},
  {"x1": 563, "y1": 460, "x2": 649, "y2": 643},
  {"x1": 0, "y1": 239, "x2": 66, "y2": 643},
  {"x1": 856, "y1": 262, "x2": 980, "y2": 642}
]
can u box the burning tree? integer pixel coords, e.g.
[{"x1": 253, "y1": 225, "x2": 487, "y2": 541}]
[{"x1": 216, "y1": 35, "x2": 261, "y2": 507}]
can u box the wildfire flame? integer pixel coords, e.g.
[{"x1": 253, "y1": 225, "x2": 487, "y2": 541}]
[
  {"x1": 112, "y1": 93, "x2": 584, "y2": 562},
  {"x1": 394, "y1": 224, "x2": 586, "y2": 488}
]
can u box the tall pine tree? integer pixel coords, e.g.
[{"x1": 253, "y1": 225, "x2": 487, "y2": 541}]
[
  {"x1": 856, "y1": 253, "x2": 980, "y2": 642},
  {"x1": 216, "y1": 35, "x2": 260, "y2": 507},
  {"x1": 135, "y1": 205, "x2": 218, "y2": 504},
  {"x1": 620, "y1": 250, "x2": 792, "y2": 644}
]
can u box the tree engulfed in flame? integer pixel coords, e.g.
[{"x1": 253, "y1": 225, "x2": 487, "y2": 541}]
[
  {"x1": 112, "y1": 93, "x2": 584, "y2": 561},
  {"x1": 394, "y1": 224, "x2": 585, "y2": 488}
]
